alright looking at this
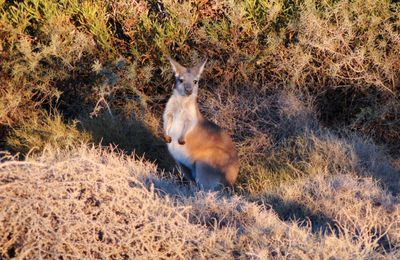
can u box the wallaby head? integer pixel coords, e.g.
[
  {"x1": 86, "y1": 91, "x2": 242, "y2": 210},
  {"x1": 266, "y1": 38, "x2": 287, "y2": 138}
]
[{"x1": 168, "y1": 57, "x2": 207, "y2": 97}]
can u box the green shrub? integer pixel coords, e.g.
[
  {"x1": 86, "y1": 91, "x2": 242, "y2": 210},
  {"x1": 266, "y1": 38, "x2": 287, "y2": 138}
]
[
  {"x1": 6, "y1": 113, "x2": 91, "y2": 154},
  {"x1": 0, "y1": 0, "x2": 399, "y2": 190}
]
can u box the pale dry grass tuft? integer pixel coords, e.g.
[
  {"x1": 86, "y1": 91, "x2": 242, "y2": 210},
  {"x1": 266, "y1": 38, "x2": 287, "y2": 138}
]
[
  {"x1": 1, "y1": 145, "x2": 399, "y2": 259},
  {"x1": 0, "y1": 146, "x2": 202, "y2": 259}
]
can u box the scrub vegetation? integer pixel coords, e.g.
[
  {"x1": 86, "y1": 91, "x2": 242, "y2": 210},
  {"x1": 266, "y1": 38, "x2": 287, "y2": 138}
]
[{"x1": 0, "y1": 0, "x2": 399, "y2": 258}]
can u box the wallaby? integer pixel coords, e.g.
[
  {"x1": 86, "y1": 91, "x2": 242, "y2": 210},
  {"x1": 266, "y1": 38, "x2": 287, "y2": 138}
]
[{"x1": 163, "y1": 57, "x2": 239, "y2": 190}]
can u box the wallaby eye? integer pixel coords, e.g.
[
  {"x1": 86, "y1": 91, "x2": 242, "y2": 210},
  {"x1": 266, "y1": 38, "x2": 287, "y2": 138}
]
[
  {"x1": 179, "y1": 78, "x2": 184, "y2": 83},
  {"x1": 193, "y1": 80, "x2": 198, "y2": 84}
]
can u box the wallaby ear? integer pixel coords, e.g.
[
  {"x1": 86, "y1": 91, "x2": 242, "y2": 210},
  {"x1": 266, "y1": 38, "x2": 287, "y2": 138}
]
[
  {"x1": 168, "y1": 56, "x2": 186, "y2": 76},
  {"x1": 192, "y1": 58, "x2": 207, "y2": 78}
]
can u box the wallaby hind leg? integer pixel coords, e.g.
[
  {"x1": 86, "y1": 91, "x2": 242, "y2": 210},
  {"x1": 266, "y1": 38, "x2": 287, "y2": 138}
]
[{"x1": 194, "y1": 162, "x2": 223, "y2": 191}]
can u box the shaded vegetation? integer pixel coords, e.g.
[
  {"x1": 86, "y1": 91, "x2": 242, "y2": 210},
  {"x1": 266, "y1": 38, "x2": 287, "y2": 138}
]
[
  {"x1": 0, "y1": 0, "x2": 399, "y2": 187},
  {"x1": 1, "y1": 0, "x2": 400, "y2": 258},
  {"x1": 1, "y1": 0, "x2": 399, "y2": 189}
]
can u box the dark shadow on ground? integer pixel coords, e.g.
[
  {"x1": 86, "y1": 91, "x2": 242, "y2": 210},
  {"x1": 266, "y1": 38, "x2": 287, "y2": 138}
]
[
  {"x1": 49, "y1": 55, "x2": 177, "y2": 174},
  {"x1": 254, "y1": 194, "x2": 339, "y2": 235},
  {"x1": 316, "y1": 88, "x2": 400, "y2": 194},
  {"x1": 254, "y1": 193, "x2": 393, "y2": 252},
  {"x1": 79, "y1": 112, "x2": 176, "y2": 173},
  {"x1": 0, "y1": 125, "x2": 9, "y2": 153},
  {"x1": 337, "y1": 133, "x2": 400, "y2": 196},
  {"x1": 315, "y1": 86, "x2": 377, "y2": 127}
]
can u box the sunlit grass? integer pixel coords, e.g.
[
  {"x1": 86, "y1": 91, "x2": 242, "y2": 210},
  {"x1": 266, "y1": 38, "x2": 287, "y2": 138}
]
[{"x1": 0, "y1": 0, "x2": 399, "y2": 257}]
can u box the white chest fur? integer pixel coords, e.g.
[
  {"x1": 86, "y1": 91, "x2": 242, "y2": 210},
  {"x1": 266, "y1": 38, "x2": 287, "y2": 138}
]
[{"x1": 164, "y1": 95, "x2": 198, "y2": 169}]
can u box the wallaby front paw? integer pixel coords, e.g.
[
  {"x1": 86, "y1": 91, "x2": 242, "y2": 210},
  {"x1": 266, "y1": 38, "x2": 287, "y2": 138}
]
[
  {"x1": 178, "y1": 138, "x2": 186, "y2": 145},
  {"x1": 163, "y1": 134, "x2": 172, "y2": 143}
]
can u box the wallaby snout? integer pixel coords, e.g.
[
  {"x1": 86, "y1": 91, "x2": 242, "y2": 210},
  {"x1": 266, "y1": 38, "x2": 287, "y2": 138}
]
[{"x1": 183, "y1": 82, "x2": 192, "y2": 96}]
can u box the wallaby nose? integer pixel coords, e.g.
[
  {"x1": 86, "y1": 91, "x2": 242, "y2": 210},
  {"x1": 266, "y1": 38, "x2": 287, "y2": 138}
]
[{"x1": 184, "y1": 84, "x2": 192, "y2": 95}]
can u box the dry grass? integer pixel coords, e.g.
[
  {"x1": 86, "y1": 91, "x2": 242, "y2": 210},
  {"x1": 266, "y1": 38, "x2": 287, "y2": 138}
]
[
  {"x1": 200, "y1": 89, "x2": 399, "y2": 194},
  {"x1": 1, "y1": 0, "x2": 400, "y2": 257},
  {"x1": 0, "y1": 145, "x2": 399, "y2": 259}
]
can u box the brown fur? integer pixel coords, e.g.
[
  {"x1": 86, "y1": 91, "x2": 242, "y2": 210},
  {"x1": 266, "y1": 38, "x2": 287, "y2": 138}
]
[{"x1": 185, "y1": 118, "x2": 239, "y2": 187}]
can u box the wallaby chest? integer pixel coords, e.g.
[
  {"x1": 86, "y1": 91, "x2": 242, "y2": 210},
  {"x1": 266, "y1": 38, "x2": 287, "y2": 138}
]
[
  {"x1": 164, "y1": 96, "x2": 198, "y2": 169},
  {"x1": 165, "y1": 96, "x2": 197, "y2": 141}
]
